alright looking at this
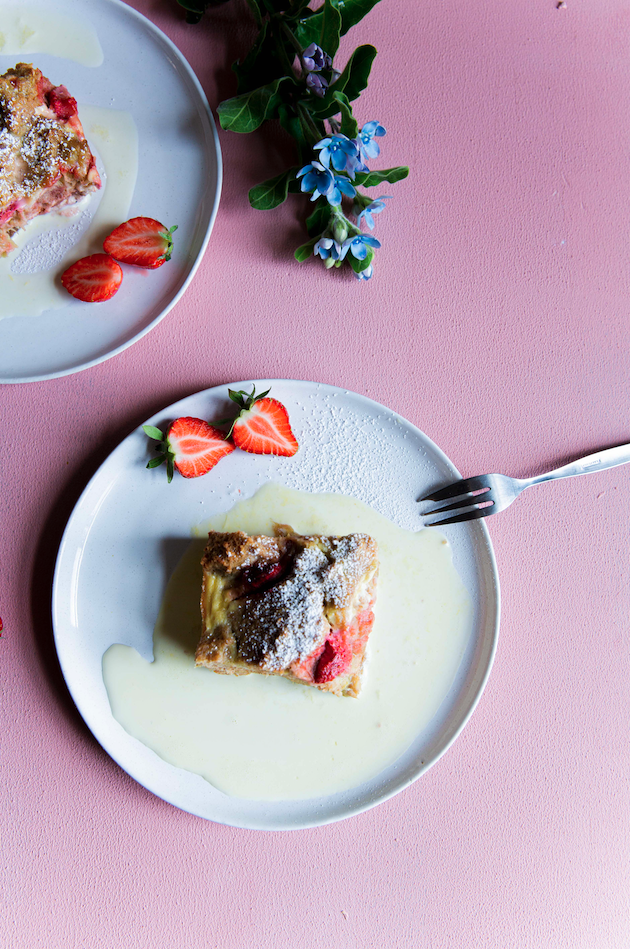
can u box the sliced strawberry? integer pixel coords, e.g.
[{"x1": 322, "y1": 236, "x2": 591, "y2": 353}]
[
  {"x1": 60, "y1": 254, "x2": 123, "y2": 302},
  {"x1": 143, "y1": 417, "x2": 234, "y2": 482},
  {"x1": 225, "y1": 386, "x2": 298, "y2": 456},
  {"x1": 103, "y1": 217, "x2": 177, "y2": 269},
  {"x1": 313, "y1": 631, "x2": 352, "y2": 683}
]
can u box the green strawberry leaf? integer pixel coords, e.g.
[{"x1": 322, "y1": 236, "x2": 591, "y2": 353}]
[
  {"x1": 146, "y1": 456, "x2": 166, "y2": 469},
  {"x1": 142, "y1": 424, "x2": 164, "y2": 441}
]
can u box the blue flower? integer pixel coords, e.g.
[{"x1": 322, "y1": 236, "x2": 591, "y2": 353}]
[
  {"x1": 327, "y1": 174, "x2": 356, "y2": 207},
  {"x1": 340, "y1": 234, "x2": 381, "y2": 260},
  {"x1": 302, "y1": 43, "x2": 332, "y2": 72},
  {"x1": 355, "y1": 120, "x2": 386, "y2": 162},
  {"x1": 357, "y1": 195, "x2": 392, "y2": 230},
  {"x1": 314, "y1": 237, "x2": 342, "y2": 260},
  {"x1": 314, "y1": 135, "x2": 359, "y2": 174},
  {"x1": 355, "y1": 263, "x2": 374, "y2": 281},
  {"x1": 306, "y1": 72, "x2": 328, "y2": 97},
  {"x1": 297, "y1": 161, "x2": 335, "y2": 201}
]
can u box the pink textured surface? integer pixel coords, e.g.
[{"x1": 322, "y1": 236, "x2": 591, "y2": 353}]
[{"x1": 2, "y1": 0, "x2": 630, "y2": 946}]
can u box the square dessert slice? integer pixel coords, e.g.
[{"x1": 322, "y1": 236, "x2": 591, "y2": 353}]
[
  {"x1": 196, "y1": 526, "x2": 379, "y2": 697},
  {"x1": 0, "y1": 63, "x2": 101, "y2": 256}
]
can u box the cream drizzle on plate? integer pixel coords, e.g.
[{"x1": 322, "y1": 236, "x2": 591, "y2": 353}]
[
  {"x1": 0, "y1": 5, "x2": 103, "y2": 66},
  {"x1": 103, "y1": 485, "x2": 473, "y2": 801}
]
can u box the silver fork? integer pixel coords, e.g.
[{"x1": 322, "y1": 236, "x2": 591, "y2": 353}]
[{"x1": 420, "y1": 442, "x2": 630, "y2": 526}]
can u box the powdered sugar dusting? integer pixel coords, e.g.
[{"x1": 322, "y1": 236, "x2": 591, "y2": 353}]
[
  {"x1": 237, "y1": 385, "x2": 428, "y2": 531},
  {"x1": 237, "y1": 543, "x2": 330, "y2": 670}
]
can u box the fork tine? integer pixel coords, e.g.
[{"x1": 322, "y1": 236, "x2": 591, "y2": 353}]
[
  {"x1": 423, "y1": 505, "x2": 494, "y2": 527},
  {"x1": 422, "y1": 495, "x2": 493, "y2": 517},
  {"x1": 419, "y1": 477, "x2": 488, "y2": 503}
]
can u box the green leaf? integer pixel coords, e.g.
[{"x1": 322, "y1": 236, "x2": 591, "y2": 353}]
[
  {"x1": 319, "y1": 0, "x2": 342, "y2": 58},
  {"x1": 277, "y1": 103, "x2": 306, "y2": 152},
  {"x1": 146, "y1": 456, "x2": 166, "y2": 469},
  {"x1": 295, "y1": 14, "x2": 322, "y2": 52},
  {"x1": 142, "y1": 424, "x2": 164, "y2": 441},
  {"x1": 333, "y1": 92, "x2": 358, "y2": 137},
  {"x1": 337, "y1": 0, "x2": 382, "y2": 35},
  {"x1": 233, "y1": 20, "x2": 269, "y2": 93},
  {"x1": 295, "y1": 237, "x2": 318, "y2": 262},
  {"x1": 218, "y1": 77, "x2": 291, "y2": 133},
  {"x1": 295, "y1": 0, "x2": 382, "y2": 49},
  {"x1": 354, "y1": 166, "x2": 410, "y2": 187},
  {"x1": 175, "y1": 0, "x2": 209, "y2": 18},
  {"x1": 333, "y1": 44, "x2": 376, "y2": 102},
  {"x1": 244, "y1": 0, "x2": 263, "y2": 28},
  {"x1": 306, "y1": 201, "x2": 333, "y2": 237},
  {"x1": 249, "y1": 168, "x2": 300, "y2": 210}
]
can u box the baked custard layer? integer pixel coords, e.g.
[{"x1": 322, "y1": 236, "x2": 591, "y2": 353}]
[{"x1": 196, "y1": 526, "x2": 379, "y2": 697}]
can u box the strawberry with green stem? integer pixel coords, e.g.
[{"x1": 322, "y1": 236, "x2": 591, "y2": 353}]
[
  {"x1": 223, "y1": 386, "x2": 299, "y2": 456},
  {"x1": 143, "y1": 417, "x2": 234, "y2": 482},
  {"x1": 104, "y1": 217, "x2": 178, "y2": 269}
]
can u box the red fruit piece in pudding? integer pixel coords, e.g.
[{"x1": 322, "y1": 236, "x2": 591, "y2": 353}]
[
  {"x1": 47, "y1": 86, "x2": 78, "y2": 121},
  {"x1": 314, "y1": 631, "x2": 352, "y2": 683},
  {"x1": 239, "y1": 558, "x2": 290, "y2": 595}
]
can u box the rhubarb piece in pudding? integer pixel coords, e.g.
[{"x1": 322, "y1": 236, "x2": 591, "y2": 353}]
[
  {"x1": 196, "y1": 526, "x2": 379, "y2": 697},
  {"x1": 0, "y1": 63, "x2": 101, "y2": 256}
]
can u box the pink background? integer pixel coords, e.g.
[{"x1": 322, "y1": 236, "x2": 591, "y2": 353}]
[{"x1": 2, "y1": 0, "x2": 630, "y2": 945}]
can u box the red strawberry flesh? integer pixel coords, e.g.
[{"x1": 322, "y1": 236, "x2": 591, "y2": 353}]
[
  {"x1": 103, "y1": 216, "x2": 176, "y2": 269},
  {"x1": 47, "y1": 86, "x2": 77, "y2": 120},
  {"x1": 60, "y1": 254, "x2": 123, "y2": 302},
  {"x1": 167, "y1": 417, "x2": 234, "y2": 479},
  {"x1": 313, "y1": 631, "x2": 352, "y2": 683},
  {"x1": 232, "y1": 398, "x2": 299, "y2": 456}
]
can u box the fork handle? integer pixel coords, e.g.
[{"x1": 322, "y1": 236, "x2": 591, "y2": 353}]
[{"x1": 526, "y1": 442, "x2": 630, "y2": 486}]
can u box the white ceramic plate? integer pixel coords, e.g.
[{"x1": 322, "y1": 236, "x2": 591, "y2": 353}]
[
  {"x1": 52, "y1": 381, "x2": 500, "y2": 829},
  {"x1": 0, "y1": 0, "x2": 221, "y2": 383}
]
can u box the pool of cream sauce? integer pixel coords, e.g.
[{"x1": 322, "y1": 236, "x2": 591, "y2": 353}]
[
  {"x1": 102, "y1": 485, "x2": 473, "y2": 801},
  {"x1": 0, "y1": 5, "x2": 103, "y2": 66}
]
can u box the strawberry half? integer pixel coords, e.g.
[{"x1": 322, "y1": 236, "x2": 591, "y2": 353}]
[
  {"x1": 225, "y1": 386, "x2": 299, "y2": 456},
  {"x1": 103, "y1": 217, "x2": 177, "y2": 269},
  {"x1": 60, "y1": 254, "x2": 123, "y2": 302},
  {"x1": 143, "y1": 417, "x2": 235, "y2": 482}
]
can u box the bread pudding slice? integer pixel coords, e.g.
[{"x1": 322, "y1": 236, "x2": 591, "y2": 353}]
[
  {"x1": 0, "y1": 63, "x2": 101, "y2": 256},
  {"x1": 196, "y1": 526, "x2": 379, "y2": 697}
]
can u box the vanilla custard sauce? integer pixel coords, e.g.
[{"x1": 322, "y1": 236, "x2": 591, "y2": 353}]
[
  {"x1": 0, "y1": 106, "x2": 138, "y2": 320},
  {"x1": 102, "y1": 485, "x2": 473, "y2": 801},
  {"x1": 0, "y1": 6, "x2": 103, "y2": 66}
]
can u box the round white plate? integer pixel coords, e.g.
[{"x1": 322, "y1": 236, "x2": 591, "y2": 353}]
[
  {"x1": 0, "y1": 0, "x2": 221, "y2": 383},
  {"x1": 52, "y1": 381, "x2": 500, "y2": 829}
]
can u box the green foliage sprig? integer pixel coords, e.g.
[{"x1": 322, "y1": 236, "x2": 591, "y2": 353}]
[{"x1": 176, "y1": 0, "x2": 409, "y2": 280}]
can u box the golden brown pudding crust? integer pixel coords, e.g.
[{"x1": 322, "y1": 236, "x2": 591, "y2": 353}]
[
  {"x1": 0, "y1": 63, "x2": 101, "y2": 255},
  {"x1": 196, "y1": 526, "x2": 379, "y2": 697}
]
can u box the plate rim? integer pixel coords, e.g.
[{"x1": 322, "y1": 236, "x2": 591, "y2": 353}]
[
  {"x1": 0, "y1": 0, "x2": 223, "y2": 384},
  {"x1": 52, "y1": 379, "x2": 500, "y2": 829}
]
